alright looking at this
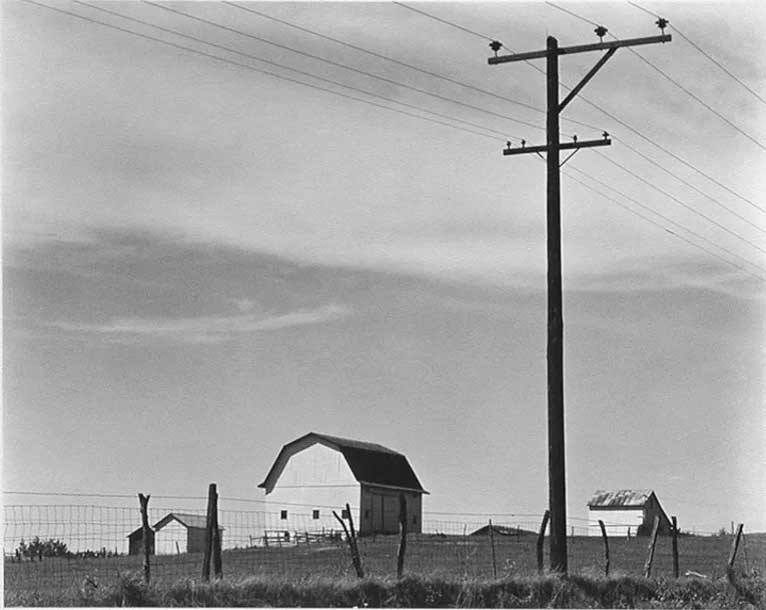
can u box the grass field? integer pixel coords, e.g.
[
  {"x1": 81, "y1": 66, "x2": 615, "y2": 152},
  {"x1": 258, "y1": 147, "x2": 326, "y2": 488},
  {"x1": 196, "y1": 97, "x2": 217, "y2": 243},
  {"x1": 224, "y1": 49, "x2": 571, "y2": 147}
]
[{"x1": 5, "y1": 532, "x2": 765, "y2": 606}]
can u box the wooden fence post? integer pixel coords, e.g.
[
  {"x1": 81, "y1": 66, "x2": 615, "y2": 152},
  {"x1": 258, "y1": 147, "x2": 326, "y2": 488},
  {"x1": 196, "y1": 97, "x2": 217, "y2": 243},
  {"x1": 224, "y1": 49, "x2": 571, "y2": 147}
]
[
  {"x1": 138, "y1": 493, "x2": 151, "y2": 584},
  {"x1": 202, "y1": 483, "x2": 216, "y2": 581},
  {"x1": 397, "y1": 493, "x2": 407, "y2": 578},
  {"x1": 333, "y1": 506, "x2": 364, "y2": 578},
  {"x1": 727, "y1": 523, "x2": 744, "y2": 570},
  {"x1": 488, "y1": 519, "x2": 497, "y2": 578},
  {"x1": 598, "y1": 519, "x2": 609, "y2": 576},
  {"x1": 211, "y1": 485, "x2": 223, "y2": 579},
  {"x1": 537, "y1": 510, "x2": 550, "y2": 575},
  {"x1": 671, "y1": 516, "x2": 679, "y2": 578},
  {"x1": 643, "y1": 516, "x2": 661, "y2": 578}
]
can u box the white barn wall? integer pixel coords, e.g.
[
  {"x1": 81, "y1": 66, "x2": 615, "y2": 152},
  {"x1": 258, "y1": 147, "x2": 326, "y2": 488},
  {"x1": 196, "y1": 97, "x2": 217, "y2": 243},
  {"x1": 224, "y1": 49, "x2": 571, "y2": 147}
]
[{"x1": 264, "y1": 443, "x2": 359, "y2": 536}]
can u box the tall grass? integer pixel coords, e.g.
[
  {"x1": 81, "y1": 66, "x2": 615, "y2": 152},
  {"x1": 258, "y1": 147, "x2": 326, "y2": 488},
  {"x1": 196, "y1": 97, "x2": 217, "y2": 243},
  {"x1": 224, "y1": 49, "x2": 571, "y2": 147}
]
[{"x1": 6, "y1": 571, "x2": 764, "y2": 608}]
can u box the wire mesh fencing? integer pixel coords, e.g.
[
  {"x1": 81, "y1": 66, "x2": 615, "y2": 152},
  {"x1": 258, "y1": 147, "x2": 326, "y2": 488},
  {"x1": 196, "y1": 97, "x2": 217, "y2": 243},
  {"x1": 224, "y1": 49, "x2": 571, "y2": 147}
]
[{"x1": 4, "y1": 501, "x2": 764, "y2": 598}]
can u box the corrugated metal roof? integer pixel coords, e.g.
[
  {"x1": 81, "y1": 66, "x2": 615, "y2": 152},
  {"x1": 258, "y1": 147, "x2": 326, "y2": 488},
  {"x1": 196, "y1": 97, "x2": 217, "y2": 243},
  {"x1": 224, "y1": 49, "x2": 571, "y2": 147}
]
[
  {"x1": 259, "y1": 432, "x2": 427, "y2": 493},
  {"x1": 587, "y1": 489, "x2": 654, "y2": 508}
]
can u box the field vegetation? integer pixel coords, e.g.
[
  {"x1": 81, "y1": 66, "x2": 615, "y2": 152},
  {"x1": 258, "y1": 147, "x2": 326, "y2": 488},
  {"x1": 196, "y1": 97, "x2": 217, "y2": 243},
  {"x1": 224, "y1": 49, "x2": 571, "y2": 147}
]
[{"x1": 5, "y1": 533, "x2": 765, "y2": 607}]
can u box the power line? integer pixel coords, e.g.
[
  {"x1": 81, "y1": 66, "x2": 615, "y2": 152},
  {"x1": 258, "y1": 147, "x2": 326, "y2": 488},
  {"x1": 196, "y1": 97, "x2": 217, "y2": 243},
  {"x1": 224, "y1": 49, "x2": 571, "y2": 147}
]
[
  {"x1": 75, "y1": 0, "x2": 517, "y2": 141},
  {"x1": 614, "y1": 139, "x2": 766, "y2": 230},
  {"x1": 393, "y1": 1, "x2": 495, "y2": 42},
  {"x1": 546, "y1": 1, "x2": 766, "y2": 153},
  {"x1": 142, "y1": 1, "x2": 555, "y2": 136},
  {"x1": 23, "y1": 0, "x2": 509, "y2": 143},
  {"x1": 628, "y1": 1, "x2": 766, "y2": 106},
  {"x1": 593, "y1": 150, "x2": 766, "y2": 256},
  {"x1": 397, "y1": 3, "x2": 764, "y2": 224},
  {"x1": 224, "y1": 1, "x2": 603, "y2": 133},
  {"x1": 565, "y1": 168, "x2": 766, "y2": 280}
]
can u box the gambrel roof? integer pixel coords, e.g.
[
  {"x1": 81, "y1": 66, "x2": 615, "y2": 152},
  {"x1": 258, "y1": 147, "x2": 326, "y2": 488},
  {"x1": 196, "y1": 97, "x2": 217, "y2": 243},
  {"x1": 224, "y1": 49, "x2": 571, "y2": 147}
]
[
  {"x1": 587, "y1": 489, "x2": 654, "y2": 508},
  {"x1": 259, "y1": 432, "x2": 428, "y2": 494}
]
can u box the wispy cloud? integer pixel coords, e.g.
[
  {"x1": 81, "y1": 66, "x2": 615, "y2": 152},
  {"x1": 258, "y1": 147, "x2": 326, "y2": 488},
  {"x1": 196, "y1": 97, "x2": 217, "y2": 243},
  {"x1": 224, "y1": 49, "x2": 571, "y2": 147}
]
[{"x1": 48, "y1": 304, "x2": 352, "y2": 344}]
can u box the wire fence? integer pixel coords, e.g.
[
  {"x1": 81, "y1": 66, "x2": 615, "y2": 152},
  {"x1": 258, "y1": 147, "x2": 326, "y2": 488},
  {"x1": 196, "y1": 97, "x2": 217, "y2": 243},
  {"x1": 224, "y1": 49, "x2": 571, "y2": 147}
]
[{"x1": 4, "y1": 499, "x2": 764, "y2": 597}]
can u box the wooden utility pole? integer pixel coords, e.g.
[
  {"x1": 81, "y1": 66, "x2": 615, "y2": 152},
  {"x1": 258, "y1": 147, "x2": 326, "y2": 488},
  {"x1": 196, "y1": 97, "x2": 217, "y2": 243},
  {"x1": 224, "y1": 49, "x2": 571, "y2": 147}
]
[{"x1": 488, "y1": 22, "x2": 670, "y2": 574}]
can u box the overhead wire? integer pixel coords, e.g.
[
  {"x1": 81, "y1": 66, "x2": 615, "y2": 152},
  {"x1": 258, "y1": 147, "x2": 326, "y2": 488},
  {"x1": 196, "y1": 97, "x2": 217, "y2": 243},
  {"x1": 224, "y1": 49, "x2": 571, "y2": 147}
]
[
  {"x1": 74, "y1": 0, "x2": 519, "y2": 141},
  {"x1": 142, "y1": 1, "x2": 560, "y2": 136},
  {"x1": 393, "y1": 1, "x2": 496, "y2": 42},
  {"x1": 593, "y1": 150, "x2": 766, "y2": 255},
  {"x1": 20, "y1": 0, "x2": 764, "y2": 283},
  {"x1": 394, "y1": 1, "x2": 764, "y2": 215},
  {"x1": 628, "y1": 0, "x2": 766, "y2": 107},
  {"x1": 223, "y1": 1, "x2": 602, "y2": 133},
  {"x1": 565, "y1": 165, "x2": 766, "y2": 278},
  {"x1": 23, "y1": 0, "x2": 510, "y2": 142},
  {"x1": 545, "y1": 1, "x2": 766, "y2": 153}
]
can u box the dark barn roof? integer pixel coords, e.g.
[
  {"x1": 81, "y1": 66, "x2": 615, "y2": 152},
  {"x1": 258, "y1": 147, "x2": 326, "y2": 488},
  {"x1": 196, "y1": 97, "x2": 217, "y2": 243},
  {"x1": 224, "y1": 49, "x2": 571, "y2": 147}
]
[{"x1": 259, "y1": 432, "x2": 427, "y2": 494}]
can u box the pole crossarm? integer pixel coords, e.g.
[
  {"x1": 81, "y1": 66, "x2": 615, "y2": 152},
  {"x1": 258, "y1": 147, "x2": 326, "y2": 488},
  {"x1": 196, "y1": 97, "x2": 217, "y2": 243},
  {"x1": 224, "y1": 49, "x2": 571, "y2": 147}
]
[
  {"x1": 559, "y1": 48, "x2": 616, "y2": 112},
  {"x1": 503, "y1": 137, "x2": 611, "y2": 156},
  {"x1": 488, "y1": 34, "x2": 671, "y2": 64}
]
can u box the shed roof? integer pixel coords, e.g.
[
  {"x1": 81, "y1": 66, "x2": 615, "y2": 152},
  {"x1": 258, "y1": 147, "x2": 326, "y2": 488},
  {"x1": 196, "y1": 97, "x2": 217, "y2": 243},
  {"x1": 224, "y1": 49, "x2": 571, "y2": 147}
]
[
  {"x1": 259, "y1": 432, "x2": 428, "y2": 494},
  {"x1": 587, "y1": 489, "x2": 654, "y2": 508},
  {"x1": 154, "y1": 512, "x2": 210, "y2": 531}
]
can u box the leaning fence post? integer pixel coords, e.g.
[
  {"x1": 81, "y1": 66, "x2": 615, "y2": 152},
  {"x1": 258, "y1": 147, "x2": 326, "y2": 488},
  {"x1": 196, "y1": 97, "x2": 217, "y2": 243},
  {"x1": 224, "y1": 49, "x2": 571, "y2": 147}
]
[
  {"x1": 598, "y1": 519, "x2": 609, "y2": 576},
  {"x1": 727, "y1": 523, "x2": 744, "y2": 571},
  {"x1": 537, "y1": 510, "x2": 550, "y2": 575},
  {"x1": 202, "y1": 483, "x2": 216, "y2": 581},
  {"x1": 488, "y1": 519, "x2": 497, "y2": 578},
  {"x1": 138, "y1": 493, "x2": 151, "y2": 584},
  {"x1": 644, "y1": 515, "x2": 661, "y2": 578},
  {"x1": 333, "y1": 507, "x2": 364, "y2": 578},
  {"x1": 671, "y1": 516, "x2": 679, "y2": 578},
  {"x1": 397, "y1": 493, "x2": 408, "y2": 578}
]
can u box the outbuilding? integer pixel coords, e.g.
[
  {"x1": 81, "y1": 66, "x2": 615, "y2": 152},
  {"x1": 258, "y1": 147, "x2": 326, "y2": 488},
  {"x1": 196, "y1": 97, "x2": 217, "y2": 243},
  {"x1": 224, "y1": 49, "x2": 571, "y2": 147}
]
[
  {"x1": 259, "y1": 432, "x2": 428, "y2": 536},
  {"x1": 127, "y1": 526, "x2": 155, "y2": 555},
  {"x1": 587, "y1": 489, "x2": 672, "y2": 537},
  {"x1": 153, "y1": 512, "x2": 223, "y2": 554}
]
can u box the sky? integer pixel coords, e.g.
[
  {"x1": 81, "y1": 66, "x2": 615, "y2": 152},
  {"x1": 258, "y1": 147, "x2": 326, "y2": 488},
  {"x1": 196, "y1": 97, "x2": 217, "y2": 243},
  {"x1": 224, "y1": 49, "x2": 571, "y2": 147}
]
[{"x1": 3, "y1": 0, "x2": 765, "y2": 538}]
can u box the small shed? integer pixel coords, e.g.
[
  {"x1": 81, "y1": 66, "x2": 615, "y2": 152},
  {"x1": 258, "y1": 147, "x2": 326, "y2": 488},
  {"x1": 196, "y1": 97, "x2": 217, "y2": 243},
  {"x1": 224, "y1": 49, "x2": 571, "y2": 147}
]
[
  {"x1": 587, "y1": 489, "x2": 672, "y2": 537},
  {"x1": 153, "y1": 513, "x2": 223, "y2": 555},
  {"x1": 127, "y1": 526, "x2": 155, "y2": 555}
]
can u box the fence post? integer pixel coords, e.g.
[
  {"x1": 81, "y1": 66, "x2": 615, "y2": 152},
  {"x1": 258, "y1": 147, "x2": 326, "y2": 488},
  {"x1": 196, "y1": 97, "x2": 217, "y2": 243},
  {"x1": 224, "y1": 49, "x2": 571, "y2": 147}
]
[
  {"x1": 598, "y1": 519, "x2": 609, "y2": 576},
  {"x1": 138, "y1": 493, "x2": 151, "y2": 584},
  {"x1": 643, "y1": 516, "x2": 661, "y2": 578},
  {"x1": 727, "y1": 523, "x2": 744, "y2": 570},
  {"x1": 488, "y1": 519, "x2": 497, "y2": 578},
  {"x1": 671, "y1": 516, "x2": 679, "y2": 578},
  {"x1": 333, "y1": 506, "x2": 364, "y2": 578},
  {"x1": 537, "y1": 510, "x2": 550, "y2": 575},
  {"x1": 397, "y1": 493, "x2": 408, "y2": 578},
  {"x1": 211, "y1": 485, "x2": 223, "y2": 579},
  {"x1": 202, "y1": 483, "x2": 216, "y2": 581}
]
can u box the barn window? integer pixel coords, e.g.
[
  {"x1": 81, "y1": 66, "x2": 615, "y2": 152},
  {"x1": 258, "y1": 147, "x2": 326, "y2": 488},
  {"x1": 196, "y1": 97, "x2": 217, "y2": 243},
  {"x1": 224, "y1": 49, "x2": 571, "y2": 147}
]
[
  {"x1": 312, "y1": 510, "x2": 320, "y2": 520},
  {"x1": 364, "y1": 509, "x2": 370, "y2": 520},
  {"x1": 280, "y1": 510, "x2": 288, "y2": 520},
  {"x1": 341, "y1": 508, "x2": 349, "y2": 519},
  {"x1": 412, "y1": 515, "x2": 417, "y2": 525}
]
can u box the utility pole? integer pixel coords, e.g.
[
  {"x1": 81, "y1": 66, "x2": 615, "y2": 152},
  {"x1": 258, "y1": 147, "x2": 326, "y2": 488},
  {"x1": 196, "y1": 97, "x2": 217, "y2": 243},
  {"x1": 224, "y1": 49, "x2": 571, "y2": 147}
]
[{"x1": 488, "y1": 20, "x2": 671, "y2": 574}]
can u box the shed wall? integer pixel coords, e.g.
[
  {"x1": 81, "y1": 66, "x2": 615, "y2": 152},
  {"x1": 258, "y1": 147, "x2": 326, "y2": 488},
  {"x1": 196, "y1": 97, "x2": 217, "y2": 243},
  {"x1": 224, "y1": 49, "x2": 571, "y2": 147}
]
[
  {"x1": 155, "y1": 520, "x2": 187, "y2": 555},
  {"x1": 587, "y1": 508, "x2": 644, "y2": 537}
]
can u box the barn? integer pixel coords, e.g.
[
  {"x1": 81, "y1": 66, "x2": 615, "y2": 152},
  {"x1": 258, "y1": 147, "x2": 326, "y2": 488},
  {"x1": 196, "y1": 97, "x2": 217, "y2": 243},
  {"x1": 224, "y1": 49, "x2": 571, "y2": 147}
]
[
  {"x1": 153, "y1": 513, "x2": 223, "y2": 554},
  {"x1": 259, "y1": 432, "x2": 428, "y2": 537},
  {"x1": 126, "y1": 526, "x2": 155, "y2": 555},
  {"x1": 587, "y1": 489, "x2": 672, "y2": 537}
]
